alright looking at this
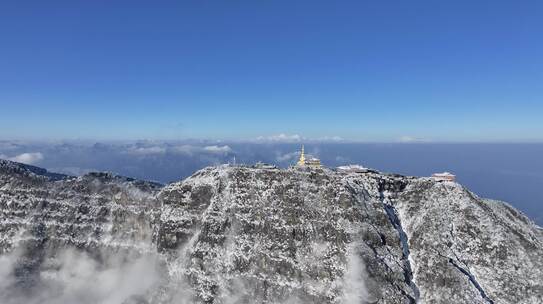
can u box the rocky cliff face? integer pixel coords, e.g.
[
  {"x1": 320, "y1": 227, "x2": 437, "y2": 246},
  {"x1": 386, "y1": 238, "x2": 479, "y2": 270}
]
[{"x1": 0, "y1": 159, "x2": 541, "y2": 304}]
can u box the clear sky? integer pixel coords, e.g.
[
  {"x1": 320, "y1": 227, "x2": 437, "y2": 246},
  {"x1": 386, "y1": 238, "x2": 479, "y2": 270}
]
[{"x1": 1, "y1": 1, "x2": 542, "y2": 142}]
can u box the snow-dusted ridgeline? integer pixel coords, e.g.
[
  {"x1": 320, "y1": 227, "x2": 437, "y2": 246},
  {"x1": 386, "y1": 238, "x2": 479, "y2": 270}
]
[{"x1": 0, "y1": 159, "x2": 542, "y2": 303}]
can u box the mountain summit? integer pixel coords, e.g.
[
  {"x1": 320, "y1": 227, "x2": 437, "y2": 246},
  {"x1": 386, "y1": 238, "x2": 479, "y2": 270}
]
[{"x1": 0, "y1": 159, "x2": 541, "y2": 304}]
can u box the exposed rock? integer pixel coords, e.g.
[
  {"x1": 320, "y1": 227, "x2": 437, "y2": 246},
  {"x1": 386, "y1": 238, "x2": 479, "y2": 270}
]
[{"x1": 0, "y1": 160, "x2": 541, "y2": 303}]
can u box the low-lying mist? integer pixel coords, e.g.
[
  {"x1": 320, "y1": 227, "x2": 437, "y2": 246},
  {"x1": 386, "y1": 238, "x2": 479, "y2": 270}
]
[
  {"x1": 0, "y1": 243, "x2": 372, "y2": 304},
  {"x1": 0, "y1": 248, "x2": 162, "y2": 304}
]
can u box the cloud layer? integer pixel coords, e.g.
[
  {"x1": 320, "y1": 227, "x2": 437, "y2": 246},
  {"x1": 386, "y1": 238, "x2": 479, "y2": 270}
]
[{"x1": 0, "y1": 152, "x2": 44, "y2": 165}]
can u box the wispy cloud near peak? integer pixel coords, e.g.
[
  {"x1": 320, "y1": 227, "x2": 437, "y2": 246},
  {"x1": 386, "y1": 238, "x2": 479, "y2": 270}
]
[
  {"x1": 0, "y1": 152, "x2": 44, "y2": 165},
  {"x1": 203, "y1": 145, "x2": 232, "y2": 154}
]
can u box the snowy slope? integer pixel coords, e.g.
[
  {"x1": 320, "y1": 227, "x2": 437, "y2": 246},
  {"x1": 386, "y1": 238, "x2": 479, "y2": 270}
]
[{"x1": 0, "y1": 160, "x2": 541, "y2": 303}]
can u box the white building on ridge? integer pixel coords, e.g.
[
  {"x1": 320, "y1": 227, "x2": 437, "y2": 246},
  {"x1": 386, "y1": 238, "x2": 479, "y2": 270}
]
[{"x1": 432, "y1": 172, "x2": 456, "y2": 182}]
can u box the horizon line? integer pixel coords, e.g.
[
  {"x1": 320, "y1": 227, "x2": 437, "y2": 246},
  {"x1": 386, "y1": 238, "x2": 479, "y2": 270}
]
[{"x1": 2, "y1": 138, "x2": 543, "y2": 145}]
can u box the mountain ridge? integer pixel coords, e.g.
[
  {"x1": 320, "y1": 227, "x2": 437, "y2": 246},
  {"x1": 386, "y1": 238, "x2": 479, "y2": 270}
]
[{"x1": 0, "y1": 159, "x2": 541, "y2": 303}]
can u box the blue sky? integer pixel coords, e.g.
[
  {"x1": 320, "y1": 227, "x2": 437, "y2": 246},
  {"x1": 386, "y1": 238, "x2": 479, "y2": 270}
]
[{"x1": 1, "y1": 1, "x2": 542, "y2": 141}]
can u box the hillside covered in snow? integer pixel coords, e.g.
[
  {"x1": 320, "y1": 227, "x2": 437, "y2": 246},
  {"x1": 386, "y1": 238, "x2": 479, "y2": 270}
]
[{"x1": 0, "y1": 159, "x2": 542, "y2": 304}]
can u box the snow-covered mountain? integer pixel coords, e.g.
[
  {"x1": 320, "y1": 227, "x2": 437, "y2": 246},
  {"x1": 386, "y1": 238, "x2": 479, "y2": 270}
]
[{"x1": 0, "y1": 159, "x2": 541, "y2": 303}]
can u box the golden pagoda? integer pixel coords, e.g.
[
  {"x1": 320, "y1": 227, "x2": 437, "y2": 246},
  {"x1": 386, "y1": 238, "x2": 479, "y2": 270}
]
[
  {"x1": 297, "y1": 145, "x2": 306, "y2": 166},
  {"x1": 296, "y1": 145, "x2": 321, "y2": 168}
]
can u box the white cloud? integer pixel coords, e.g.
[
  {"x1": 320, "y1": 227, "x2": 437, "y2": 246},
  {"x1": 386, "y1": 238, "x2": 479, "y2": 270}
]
[
  {"x1": 0, "y1": 248, "x2": 161, "y2": 304},
  {"x1": 398, "y1": 136, "x2": 428, "y2": 143},
  {"x1": 1, "y1": 152, "x2": 44, "y2": 165},
  {"x1": 170, "y1": 144, "x2": 196, "y2": 155},
  {"x1": 255, "y1": 134, "x2": 345, "y2": 143},
  {"x1": 203, "y1": 145, "x2": 232, "y2": 154},
  {"x1": 255, "y1": 134, "x2": 303, "y2": 143},
  {"x1": 126, "y1": 146, "x2": 166, "y2": 155},
  {"x1": 342, "y1": 245, "x2": 369, "y2": 304},
  {"x1": 125, "y1": 144, "x2": 231, "y2": 156},
  {"x1": 171, "y1": 144, "x2": 232, "y2": 155},
  {"x1": 275, "y1": 151, "x2": 300, "y2": 162},
  {"x1": 318, "y1": 136, "x2": 344, "y2": 142},
  {"x1": 0, "y1": 249, "x2": 17, "y2": 292}
]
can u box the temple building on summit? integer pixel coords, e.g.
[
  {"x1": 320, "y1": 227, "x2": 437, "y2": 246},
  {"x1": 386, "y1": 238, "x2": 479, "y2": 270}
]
[
  {"x1": 432, "y1": 172, "x2": 456, "y2": 182},
  {"x1": 296, "y1": 145, "x2": 321, "y2": 168}
]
